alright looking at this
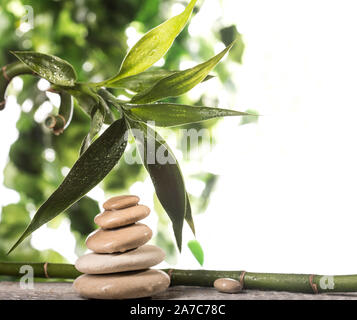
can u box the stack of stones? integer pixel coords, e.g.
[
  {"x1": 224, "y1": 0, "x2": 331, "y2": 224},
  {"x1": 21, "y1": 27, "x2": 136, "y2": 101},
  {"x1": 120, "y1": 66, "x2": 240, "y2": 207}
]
[{"x1": 73, "y1": 195, "x2": 170, "y2": 299}]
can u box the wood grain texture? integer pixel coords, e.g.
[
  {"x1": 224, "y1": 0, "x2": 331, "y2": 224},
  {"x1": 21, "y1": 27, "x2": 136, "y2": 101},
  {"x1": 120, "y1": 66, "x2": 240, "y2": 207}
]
[{"x1": 1, "y1": 282, "x2": 357, "y2": 300}]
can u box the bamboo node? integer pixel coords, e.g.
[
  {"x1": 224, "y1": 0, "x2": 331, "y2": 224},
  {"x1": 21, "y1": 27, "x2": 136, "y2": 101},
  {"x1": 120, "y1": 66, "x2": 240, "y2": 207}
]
[
  {"x1": 46, "y1": 88, "x2": 59, "y2": 94},
  {"x1": 47, "y1": 114, "x2": 67, "y2": 135},
  {"x1": 57, "y1": 114, "x2": 67, "y2": 127},
  {"x1": 43, "y1": 262, "x2": 50, "y2": 279},
  {"x1": 2, "y1": 66, "x2": 10, "y2": 81},
  {"x1": 239, "y1": 271, "x2": 247, "y2": 289},
  {"x1": 309, "y1": 274, "x2": 319, "y2": 294},
  {"x1": 45, "y1": 115, "x2": 56, "y2": 129},
  {"x1": 167, "y1": 268, "x2": 174, "y2": 279}
]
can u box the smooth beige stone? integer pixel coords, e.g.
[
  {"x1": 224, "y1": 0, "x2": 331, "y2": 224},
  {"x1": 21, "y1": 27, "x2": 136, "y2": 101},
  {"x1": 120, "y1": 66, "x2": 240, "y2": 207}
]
[
  {"x1": 103, "y1": 195, "x2": 139, "y2": 211},
  {"x1": 73, "y1": 269, "x2": 170, "y2": 299},
  {"x1": 94, "y1": 205, "x2": 150, "y2": 229},
  {"x1": 213, "y1": 278, "x2": 242, "y2": 293},
  {"x1": 86, "y1": 223, "x2": 152, "y2": 253},
  {"x1": 75, "y1": 245, "x2": 165, "y2": 274}
]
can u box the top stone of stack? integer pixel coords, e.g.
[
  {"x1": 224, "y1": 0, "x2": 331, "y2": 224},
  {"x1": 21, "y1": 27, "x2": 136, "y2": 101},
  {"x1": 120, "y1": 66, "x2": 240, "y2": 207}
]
[
  {"x1": 94, "y1": 195, "x2": 149, "y2": 229},
  {"x1": 103, "y1": 195, "x2": 140, "y2": 210}
]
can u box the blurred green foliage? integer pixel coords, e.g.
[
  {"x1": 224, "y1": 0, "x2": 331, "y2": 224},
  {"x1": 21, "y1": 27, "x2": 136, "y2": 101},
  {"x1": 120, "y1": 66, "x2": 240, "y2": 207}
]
[{"x1": 0, "y1": 0, "x2": 246, "y2": 267}]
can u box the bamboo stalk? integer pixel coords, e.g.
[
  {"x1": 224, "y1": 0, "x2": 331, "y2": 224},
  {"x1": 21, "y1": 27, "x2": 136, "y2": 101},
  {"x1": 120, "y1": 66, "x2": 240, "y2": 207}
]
[
  {"x1": 0, "y1": 262, "x2": 81, "y2": 279},
  {"x1": 1, "y1": 262, "x2": 357, "y2": 294},
  {"x1": 164, "y1": 269, "x2": 357, "y2": 293}
]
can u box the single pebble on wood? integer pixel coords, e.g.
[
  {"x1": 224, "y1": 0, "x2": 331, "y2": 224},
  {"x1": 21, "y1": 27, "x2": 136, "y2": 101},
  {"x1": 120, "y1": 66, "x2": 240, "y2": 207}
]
[
  {"x1": 86, "y1": 223, "x2": 152, "y2": 253},
  {"x1": 75, "y1": 245, "x2": 165, "y2": 274},
  {"x1": 94, "y1": 205, "x2": 150, "y2": 229},
  {"x1": 103, "y1": 195, "x2": 140, "y2": 211},
  {"x1": 214, "y1": 278, "x2": 242, "y2": 293},
  {"x1": 73, "y1": 269, "x2": 170, "y2": 300}
]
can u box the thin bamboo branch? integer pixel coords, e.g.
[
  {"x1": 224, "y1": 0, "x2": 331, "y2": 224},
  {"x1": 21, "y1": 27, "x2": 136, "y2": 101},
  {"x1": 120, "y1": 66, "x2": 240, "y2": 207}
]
[
  {"x1": 0, "y1": 62, "x2": 34, "y2": 110},
  {"x1": 1, "y1": 262, "x2": 356, "y2": 294},
  {"x1": 44, "y1": 91, "x2": 73, "y2": 135}
]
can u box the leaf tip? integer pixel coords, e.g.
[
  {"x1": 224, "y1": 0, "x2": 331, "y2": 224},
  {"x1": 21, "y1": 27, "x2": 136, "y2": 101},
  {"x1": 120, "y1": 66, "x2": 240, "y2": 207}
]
[
  {"x1": 174, "y1": 227, "x2": 183, "y2": 252},
  {"x1": 7, "y1": 240, "x2": 20, "y2": 255},
  {"x1": 186, "y1": 217, "x2": 196, "y2": 235},
  {"x1": 227, "y1": 40, "x2": 237, "y2": 51},
  {"x1": 9, "y1": 50, "x2": 28, "y2": 59},
  {"x1": 9, "y1": 50, "x2": 20, "y2": 59},
  {"x1": 188, "y1": 239, "x2": 204, "y2": 266},
  {"x1": 189, "y1": 223, "x2": 196, "y2": 236}
]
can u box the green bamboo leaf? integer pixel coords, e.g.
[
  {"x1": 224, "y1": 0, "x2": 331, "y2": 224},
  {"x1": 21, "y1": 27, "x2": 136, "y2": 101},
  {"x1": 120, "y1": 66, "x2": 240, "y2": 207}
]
[
  {"x1": 188, "y1": 240, "x2": 204, "y2": 266},
  {"x1": 106, "y1": 0, "x2": 198, "y2": 83},
  {"x1": 131, "y1": 42, "x2": 235, "y2": 104},
  {"x1": 80, "y1": 107, "x2": 105, "y2": 155},
  {"x1": 106, "y1": 69, "x2": 176, "y2": 91},
  {"x1": 127, "y1": 117, "x2": 187, "y2": 251},
  {"x1": 127, "y1": 103, "x2": 251, "y2": 127},
  {"x1": 8, "y1": 118, "x2": 128, "y2": 254},
  {"x1": 11, "y1": 51, "x2": 77, "y2": 86},
  {"x1": 106, "y1": 69, "x2": 214, "y2": 93}
]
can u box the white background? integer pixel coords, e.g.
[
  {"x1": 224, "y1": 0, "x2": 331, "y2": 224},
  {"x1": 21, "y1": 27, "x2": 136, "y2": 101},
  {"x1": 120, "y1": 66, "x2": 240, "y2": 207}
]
[{"x1": 2, "y1": 0, "x2": 357, "y2": 274}]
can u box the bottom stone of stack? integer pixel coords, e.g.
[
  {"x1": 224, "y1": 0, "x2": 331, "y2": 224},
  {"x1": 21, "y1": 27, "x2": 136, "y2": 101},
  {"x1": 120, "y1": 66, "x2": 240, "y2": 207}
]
[{"x1": 73, "y1": 269, "x2": 170, "y2": 299}]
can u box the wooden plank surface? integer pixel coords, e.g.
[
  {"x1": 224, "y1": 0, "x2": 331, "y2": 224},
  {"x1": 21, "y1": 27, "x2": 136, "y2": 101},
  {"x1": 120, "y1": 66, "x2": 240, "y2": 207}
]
[{"x1": 1, "y1": 281, "x2": 357, "y2": 300}]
